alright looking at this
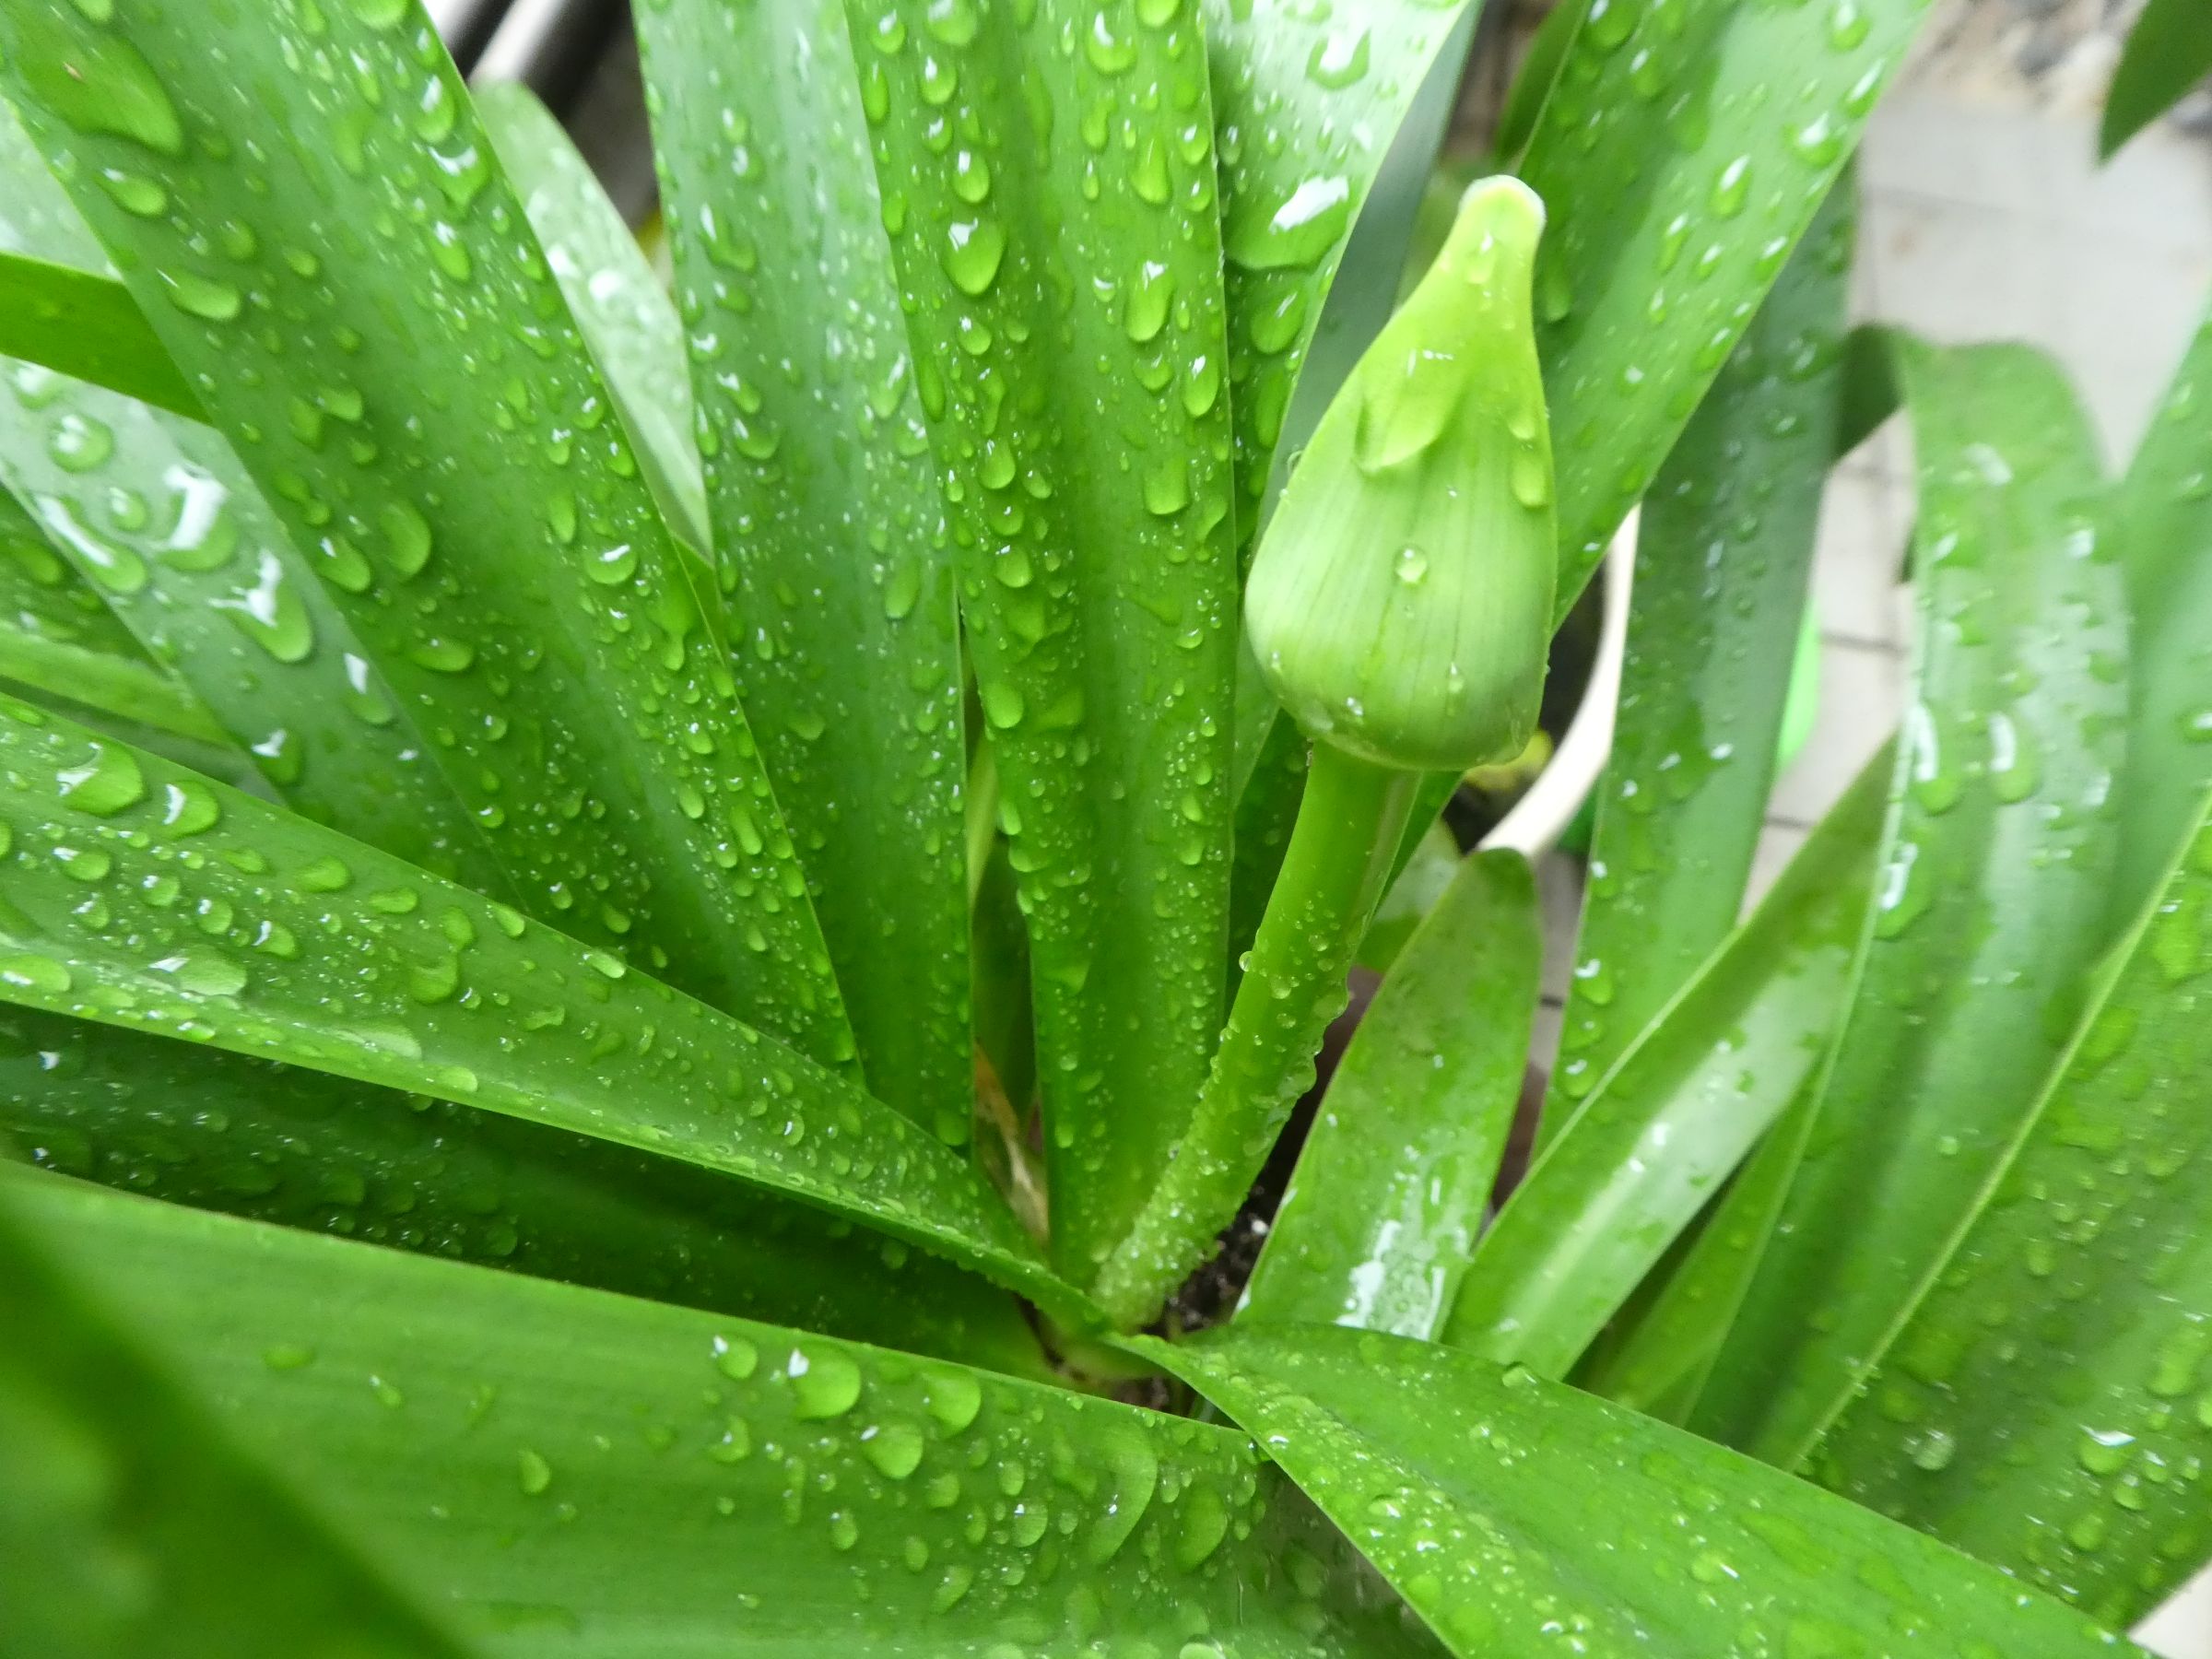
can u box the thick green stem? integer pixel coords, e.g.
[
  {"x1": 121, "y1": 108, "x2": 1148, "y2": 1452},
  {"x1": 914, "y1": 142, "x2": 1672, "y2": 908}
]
[{"x1": 1093, "y1": 743, "x2": 1417, "y2": 1328}]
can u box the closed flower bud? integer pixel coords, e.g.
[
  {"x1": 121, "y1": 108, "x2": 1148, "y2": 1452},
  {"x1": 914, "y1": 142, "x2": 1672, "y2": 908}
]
[{"x1": 1245, "y1": 174, "x2": 1557, "y2": 773}]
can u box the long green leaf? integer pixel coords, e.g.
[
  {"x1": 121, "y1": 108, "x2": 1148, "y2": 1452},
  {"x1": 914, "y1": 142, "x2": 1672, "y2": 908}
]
[
  {"x1": 1442, "y1": 747, "x2": 1885, "y2": 1379},
  {"x1": 1698, "y1": 338, "x2": 2129, "y2": 1466},
  {"x1": 1144, "y1": 1323, "x2": 2136, "y2": 1659},
  {"x1": 0, "y1": 615, "x2": 225, "y2": 747},
  {"x1": 634, "y1": 0, "x2": 971, "y2": 1140},
  {"x1": 473, "y1": 82, "x2": 711, "y2": 558},
  {"x1": 0, "y1": 1177, "x2": 476, "y2": 1659},
  {"x1": 0, "y1": 250, "x2": 202, "y2": 420},
  {"x1": 0, "y1": 1001, "x2": 1046, "y2": 1375},
  {"x1": 0, "y1": 487, "x2": 148, "y2": 662},
  {"x1": 1816, "y1": 790, "x2": 2212, "y2": 1630},
  {"x1": 0, "y1": 0, "x2": 853, "y2": 1063},
  {"x1": 851, "y1": 0, "x2": 1241, "y2": 1277},
  {"x1": 2100, "y1": 0, "x2": 2212, "y2": 160},
  {"x1": 1527, "y1": 0, "x2": 1931, "y2": 618},
  {"x1": 1545, "y1": 176, "x2": 1853, "y2": 1120},
  {"x1": 0, "y1": 699, "x2": 1075, "y2": 1318},
  {"x1": 2107, "y1": 298, "x2": 2212, "y2": 929},
  {"x1": 11, "y1": 1169, "x2": 1438, "y2": 1659},
  {"x1": 1241, "y1": 849, "x2": 1538, "y2": 1339}
]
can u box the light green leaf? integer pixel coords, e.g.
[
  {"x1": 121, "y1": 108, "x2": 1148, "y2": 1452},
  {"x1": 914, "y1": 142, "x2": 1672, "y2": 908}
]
[
  {"x1": 851, "y1": 0, "x2": 1241, "y2": 1277},
  {"x1": 1144, "y1": 1323, "x2": 2136, "y2": 1659},
  {"x1": 1816, "y1": 790, "x2": 2212, "y2": 1630},
  {"x1": 9, "y1": 1168, "x2": 1437, "y2": 1659},
  {"x1": 2100, "y1": 0, "x2": 2212, "y2": 160},
  {"x1": 635, "y1": 0, "x2": 971, "y2": 1140},
  {"x1": 1443, "y1": 747, "x2": 1884, "y2": 1379},
  {"x1": 2107, "y1": 299, "x2": 2212, "y2": 930},
  {"x1": 1544, "y1": 177, "x2": 1853, "y2": 1122},
  {"x1": 1528, "y1": 0, "x2": 1932, "y2": 618},
  {"x1": 0, "y1": 251, "x2": 202, "y2": 421},
  {"x1": 0, "y1": 1174, "x2": 475, "y2": 1659},
  {"x1": 1699, "y1": 338, "x2": 2129, "y2": 1467},
  {"x1": 0, "y1": 614, "x2": 224, "y2": 747},
  {"x1": 0, "y1": 1001, "x2": 1048, "y2": 1376},
  {"x1": 0, "y1": 487, "x2": 149, "y2": 662},
  {"x1": 473, "y1": 81, "x2": 711, "y2": 557},
  {"x1": 0, "y1": 1, "x2": 853, "y2": 1063},
  {"x1": 0, "y1": 700, "x2": 1075, "y2": 1319},
  {"x1": 1242, "y1": 849, "x2": 1538, "y2": 1339}
]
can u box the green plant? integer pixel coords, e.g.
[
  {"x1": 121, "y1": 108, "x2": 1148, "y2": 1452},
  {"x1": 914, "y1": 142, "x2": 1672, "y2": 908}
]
[{"x1": 5, "y1": 0, "x2": 2212, "y2": 1652}]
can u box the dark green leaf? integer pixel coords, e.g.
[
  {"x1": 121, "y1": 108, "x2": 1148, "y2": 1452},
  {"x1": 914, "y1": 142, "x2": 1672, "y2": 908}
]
[
  {"x1": 1545, "y1": 176, "x2": 1853, "y2": 1122},
  {"x1": 1443, "y1": 747, "x2": 1884, "y2": 1379},
  {"x1": 1699, "y1": 338, "x2": 2129, "y2": 1467},
  {"x1": 1243, "y1": 848, "x2": 1539, "y2": 1338},
  {"x1": 0, "y1": 1001, "x2": 1049, "y2": 1375},
  {"x1": 1816, "y1": 791, "x2": 2212, "y2": 1630},
  {"x1": 1491, "y1": 0, "x2": 1587, "y2": 166},
  {"x1": 8, "y1": 1169, "x2": 1436, "y2": 1658},
  {"x1": 1144, "y1": 1323, "x2": 2134, "y2": 1659},
  {"x1": 0, "y1": 0, "x2": 853, "y2": 1062},
  {"x1": 0, "y1": 1174, "x2": 474, "y2": 1659},
  {"x1": 0, "y1": 251, "x2": 202, "y2": 421},
  {"x1": 635, "y1": 0, "x2": 972, "y2": 1138},
  {"x1": 2100, "y1": 0, "x2": 2212, "y2": 160}
]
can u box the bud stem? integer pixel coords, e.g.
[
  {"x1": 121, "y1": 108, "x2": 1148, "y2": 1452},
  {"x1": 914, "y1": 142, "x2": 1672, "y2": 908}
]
[{"x1": 1094, "y1": 742, "x2": 1416, "y2": 1327}]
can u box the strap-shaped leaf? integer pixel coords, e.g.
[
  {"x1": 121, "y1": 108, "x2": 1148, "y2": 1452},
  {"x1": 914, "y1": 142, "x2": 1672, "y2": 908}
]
[
  {"x1": 0, "y1": 1177, "x2": 474, "y2": 1659},
  {"x1": 1528, "y1": 0, "x2": 1932, "y2": 618},
  {"x1": 9, "y1": 1169, "x2": 1436, "y2": 1659},
  {"x1": 851, "y1": 0, "x2": 1241, "y2": 1277},
  {"x1": 1144, "y1": 1323, "x2": 2134, "y2": 1659},
  {"x1": 1699, "y1": 339, "x2": 2129, "y2": 1466},
  {"x1": 0, "y1": 250, "x2": 202, "y2": 421},
  {"x1": 0, "y1": 1001, "x2": 1047, "y2": 1375},
  {"x1": 1546, "y1": 178, "x2": 1852, "y2": 1119},
  {"x1": 634, "y1": 0, "x2": 971, "y2": 1140},
  {"x1": 1816, "y1": 791, "x2": 2212, "y2": 1630},
  {"x1": 2108, "y1": 299, "x2": 2212, "y2": 929},
  {"x1": 0, "y1": 699, "x2": 1077, "y2": 1318},
  {"x1": 474, "y1": 82, "x2": 711, "y2": 558},
  {"x1": 0, "y1": 487, "x2": 148, "y2": 663},
  {"x1": 0, "y1": 0, "x2": 853, "y2": 1063},
  {"x1": 1443, "y1": 747, "x2": 1884, "y2": 1378},
  {"x1": 2100, "y1": 0, "x2": 2212, "y2": 160},
  {"x1": 1241, "y1": 849, "x2": 1539, "y2": 1339}
]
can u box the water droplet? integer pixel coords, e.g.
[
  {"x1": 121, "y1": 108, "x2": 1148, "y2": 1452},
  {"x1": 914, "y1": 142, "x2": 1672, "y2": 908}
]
[
  {"x1": 944, "y1": 218, "x2": 1006, "y2": 296},
  {"x1": 788, "y1": 1346, "x2": 863, "y2": 1419}
]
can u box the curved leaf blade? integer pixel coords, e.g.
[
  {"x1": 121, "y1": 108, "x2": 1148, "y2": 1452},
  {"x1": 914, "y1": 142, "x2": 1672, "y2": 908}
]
[
  {"x1": 0, "y1": 1177, "x2": 474, "y2": 1659},
  {"x1": 9, "y1": 1170, "x2": 1438, "y2": 1659},
  {"x1": 0, "y1": 250, "x2": 202, "y2": 420},
  {"x1": 1546, "y1": 177, "x2": 1853, "y2": 1119},
  {"x1": 0, "y1": 1001, "x2": 1048, "y2": 1375},
  {"x1": 635, "y1": 0, "x2": 971, "y2": 1139},
  {"x1": 1241, "y1": 848, "x2": 1540, "y2": 1340},
  {"x1": 0, "y1": 700, "x2": 1073, "y2": 1317},
  {"x1": 1817, "y1": 792, "x2": 2212, "y2": 1629},
  {"x1": 1443, "y1": 747, "x2": 1885, "y2": 1379},
  {"x1": 1146, "y1": 1323, "x2": 2135, "y2": 1659},
  {"x1": 2100, "y1": 0, "x2": 2212, "y2": 161},
  {"x1": 1699, "y1": 338, "x2": 2129, "y2": 1466},
  {"x1": 0, "y1": 0, "x2": 853, "y2": 1061}
]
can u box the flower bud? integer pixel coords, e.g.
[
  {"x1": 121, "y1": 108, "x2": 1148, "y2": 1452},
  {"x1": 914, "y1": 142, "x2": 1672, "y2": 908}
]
[{"x1": 1245, "y1": 175, "x2": 1556, "y2": 773}]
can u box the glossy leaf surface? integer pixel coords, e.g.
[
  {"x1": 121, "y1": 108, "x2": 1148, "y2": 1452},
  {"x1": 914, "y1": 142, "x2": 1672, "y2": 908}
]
[
  {"x1": 1444, "y1": 748, "x2": 1884, "y2": 1379},
  {"x1": 1527, "y1": 0, "x2": 1931, "y2": 617},
  {"x1": 0, "y1": 250, "x2": 202, "y2": 422},
  {"x1": 1818, "y1": 794, "x2": 2212, "y2": 1629},
  {"x1": 0, "y1": 700, "x2": 1071, "y2": 1316},
  {"x1": 1700, "y1": 339, "x2": 2128, "y2": 1466},
  {"x1": 1545, "y1": 179, "x2": 1852, "y2": 1120},
  {"x1": 0, "y1": 0, "x2": 853, "y2": 1061},
  {"x1": 2100, "y1": 0, "x2": 2212, "y2": 160},
  {"x1": 638, "y1": 0, "x2": 971, "y2": 1139},
  {"x1": 10, "y1": 1170, "x2": 1437, "y2": 1659},
  {"x1": 1147, "y1": 1323, "x2": 2134, "y2": 1659},
  {"x1": 0, "y1": 1001, "x2": 1046, "y2": 1375},
  {"x1": 0, "y1": 1177, "x2": 474, "y2": 1659},
  {"x1": 1242, "y1": 849, "x2": 1539, "y2": 1339}
]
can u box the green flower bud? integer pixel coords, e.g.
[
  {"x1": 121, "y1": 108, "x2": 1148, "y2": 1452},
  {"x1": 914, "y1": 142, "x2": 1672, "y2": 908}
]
[{"x1": 1245, "y1": 175, "x2": 1557, "y2": 773}]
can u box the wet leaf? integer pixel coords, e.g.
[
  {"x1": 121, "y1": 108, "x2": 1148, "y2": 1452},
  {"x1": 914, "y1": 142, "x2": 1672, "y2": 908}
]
[
  {"x1": 0, "y1": 251, "x2": 201, "y2": 422},
  {"x1": 1146, "y1": 1322, "x2": 2134, "y2": 1659},
  {"x1": 1699, "y1": 337, "x2": 2129, "y2": 1467}
]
